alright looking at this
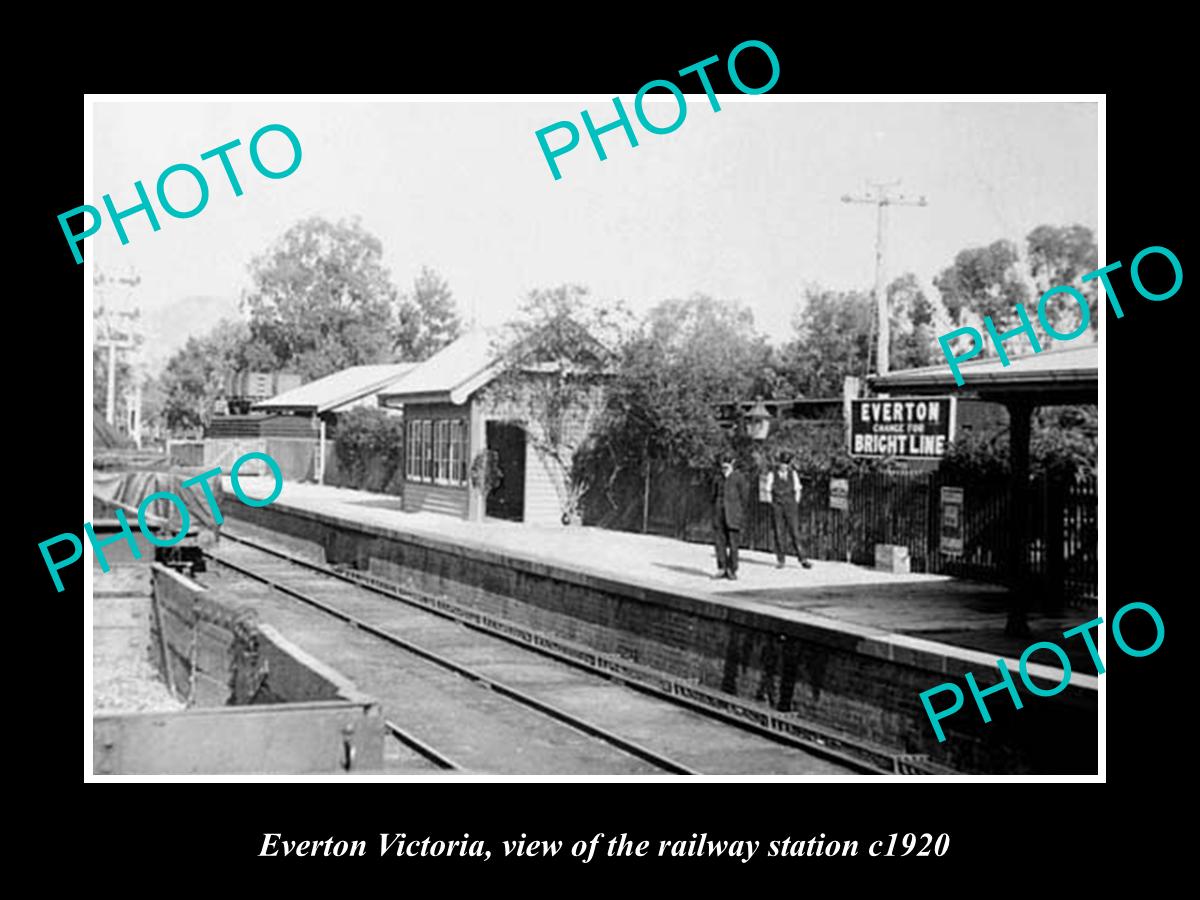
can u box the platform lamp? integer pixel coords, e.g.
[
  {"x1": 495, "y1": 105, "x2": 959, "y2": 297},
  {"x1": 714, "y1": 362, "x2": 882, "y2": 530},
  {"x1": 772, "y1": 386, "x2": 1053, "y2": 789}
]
[{"x1": 745, "y1": 396, "x2": 772, "y2": 442}]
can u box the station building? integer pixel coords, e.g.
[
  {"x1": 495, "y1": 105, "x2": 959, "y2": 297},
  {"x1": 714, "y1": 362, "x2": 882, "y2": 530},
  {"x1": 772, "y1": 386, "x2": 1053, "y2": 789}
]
[
  {"x1": 250, "y1": 363, "x2": 417, "y2": 483},
  {"x1": 379, "y1": 329, "x2": 607, "y2": 525}
]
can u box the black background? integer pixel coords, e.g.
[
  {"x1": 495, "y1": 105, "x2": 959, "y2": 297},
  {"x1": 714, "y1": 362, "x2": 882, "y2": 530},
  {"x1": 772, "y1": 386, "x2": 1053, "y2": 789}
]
[{"x1": 29, "y1": 21, "x2": 1185, "y2": 888}]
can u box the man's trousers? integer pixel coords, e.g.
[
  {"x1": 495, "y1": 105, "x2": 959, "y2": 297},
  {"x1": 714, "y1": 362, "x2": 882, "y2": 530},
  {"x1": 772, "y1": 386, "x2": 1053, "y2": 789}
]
[
  {"x1": 713, "y1": 523, "x2": 741, "y2": 575},
  {"x1": 772, "y1": 502, "x2": 805, "y2": 564}
]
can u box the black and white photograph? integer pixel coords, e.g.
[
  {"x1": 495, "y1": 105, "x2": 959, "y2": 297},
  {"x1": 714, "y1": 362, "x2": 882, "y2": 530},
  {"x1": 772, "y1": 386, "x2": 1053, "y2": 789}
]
[{"x1": 80, "y1": 94, "x2": 1106, "y2": 780}]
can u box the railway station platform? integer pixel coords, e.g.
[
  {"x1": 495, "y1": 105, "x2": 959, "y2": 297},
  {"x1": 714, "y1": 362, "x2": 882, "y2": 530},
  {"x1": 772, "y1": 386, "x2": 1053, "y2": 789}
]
[
  {"x1": 219, "y1": 477, "x2": 1099, "y2": 774},
  {"x1": 226, "y1": 479, "x2": 1092, "y2": 660}
]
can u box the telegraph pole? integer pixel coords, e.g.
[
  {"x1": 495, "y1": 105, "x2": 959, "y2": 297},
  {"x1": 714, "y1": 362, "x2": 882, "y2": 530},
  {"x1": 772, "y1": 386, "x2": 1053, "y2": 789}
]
[
  {"x1": 95, "y1": 269, "x2": 143, "y2": 437},
  {"x1": 841, "y1": 181, "x2": 928, "y2": 375},
  {"x1": 97, "y1": 331, "x2": 136, "y2": 426}
]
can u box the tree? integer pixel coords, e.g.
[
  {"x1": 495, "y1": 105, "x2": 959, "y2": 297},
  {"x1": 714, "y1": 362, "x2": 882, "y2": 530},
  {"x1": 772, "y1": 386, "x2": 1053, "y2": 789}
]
[
  {"x1": 888, "y1": 273, "x2": 940, "y2": 370},
  {"x1": 932, "y1": 225, "x2": 1098, "y2": 356},
  {"x1": 777, "y1": 275, "x2": 939, "y2": 399},
  {"x1": 485, "y1": 285, "x2": 625, "y2": 523},
  {"x1": 1026, "y1": 224, "x2": 1098, "y2": 339},
  {"x1": 616, "y1": 296, "x2": 773, "y2": 467},
  {"x1": 242, "y1": 216, "x2": 399, "y2": 381},
  {"x1": 158, "y1": 319, "x2": 252, "y2": 434},
  {"x1": 933, "y1": 239, "x2": 1030, "y2": 330},
  {"x1": 333, "y1": 407, "x2": 406, "y2": 493},
  {"x1": 778, "y1": 287, "x2": 874, "y2": 398},
  {"x1": 394, "y1": 266, "x2": 464, "y2": 361}
]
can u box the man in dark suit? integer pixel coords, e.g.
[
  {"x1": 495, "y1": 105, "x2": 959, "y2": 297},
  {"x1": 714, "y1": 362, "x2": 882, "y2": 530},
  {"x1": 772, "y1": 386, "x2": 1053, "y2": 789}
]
[{"x1": 711, "y1": 452, "x2": 748, "y2": 580}]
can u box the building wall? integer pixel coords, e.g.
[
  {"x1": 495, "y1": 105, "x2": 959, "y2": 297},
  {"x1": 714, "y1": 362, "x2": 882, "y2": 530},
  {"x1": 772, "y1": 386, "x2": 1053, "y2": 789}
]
[
  {"x1": 405, "y1": 481, "x2": 469, "y2": 517},
  {"x1": 478, "y1": 378, "x2": 607, "y2": 526},
  {"x1": 205, "y1": 414, "x2": 317, "y2": 438},
  {"x1": 395, "y1": 377, "x2": 607, "y2": 523},
  {"x1": 524, "y1": 443, "x2": 563, "y2": 525}
]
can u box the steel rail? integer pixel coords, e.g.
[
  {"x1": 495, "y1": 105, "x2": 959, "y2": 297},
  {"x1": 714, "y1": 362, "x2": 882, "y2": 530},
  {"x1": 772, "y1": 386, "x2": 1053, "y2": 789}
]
[
  {"x1": 206, "y1": 547, "x2": 700, "y2": 776},
  {"x1": 215, "y1": 529, "x2": 893, "y2": 775},
  {"x1": 384, "y1": 720, "x2": 464, "y2": 772}
]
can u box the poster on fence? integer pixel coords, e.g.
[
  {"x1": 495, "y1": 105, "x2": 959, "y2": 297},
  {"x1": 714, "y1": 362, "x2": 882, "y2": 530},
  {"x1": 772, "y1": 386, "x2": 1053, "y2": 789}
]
[
  {"x1": 940, "y1": 486, "x2": 964, "y2": 556},
  {"x1": 829, "y1": 478, "x2": 849, "y2": 511}
]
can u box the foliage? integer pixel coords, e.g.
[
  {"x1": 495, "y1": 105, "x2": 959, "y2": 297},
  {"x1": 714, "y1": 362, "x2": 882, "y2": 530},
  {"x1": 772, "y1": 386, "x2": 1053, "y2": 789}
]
[
  {"x1": 158, "y1": 319, "x2": 251, "y2": 434},
  {"x1": 933, "y1": 239, "x2": 1030, "y2": 329},
  {"x1": 932, "y1": 224, "x2": 1098, "y2": 355},
  {"x1": 940, "y1": 405, "x2": 1097, "y2": 479},
  {"x1": 776, "y1": 275, "x2": 940, "y2": 400},
  {"x1": 394, "y1": 266, "x2": 464, "y2": 361},
  {"x1": 938, "y1": 429, "x2": 1012, "y2": 480},
  {"x1": 1031, "y1": 405, "x2": 1097, "y2": 478},
  {"x1": 1026, "y1": 224, "x2": 1098, "y2": 340},
  {"x1": 887, "y1": 273, "x2": 940, "y2": 370},
  {"x1": 332, "y1": 407, "x2": 406, "y2": 493},
  {"x1": 603, "y1": 294, "x2": 773, "y2": 473},
  {"x1": 241, "y1": 216, "x2": 399, "y2": 381},
  {"x1": 486, "y1": 285, "x2": 624, "y2": 521},
  {"x1": 469, "y1": 450, "x2": 502, "y2": 493},
  {"x1": 777, "y1": 287, "x2": 875, "y2": 398},
  {"x1": 755, "y1": 419, "x2": 901, "y2": 480}
]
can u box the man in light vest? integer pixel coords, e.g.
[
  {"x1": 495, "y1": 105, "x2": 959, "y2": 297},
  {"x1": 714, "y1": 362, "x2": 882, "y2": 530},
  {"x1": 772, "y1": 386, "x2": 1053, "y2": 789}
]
[{"x1": 765, "y1": 451, "x2": 813, "y2": 570}]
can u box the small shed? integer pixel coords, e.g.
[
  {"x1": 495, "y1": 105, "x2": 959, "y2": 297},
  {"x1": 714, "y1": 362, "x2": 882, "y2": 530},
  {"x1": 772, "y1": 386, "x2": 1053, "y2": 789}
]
[
  {"x1": 378, "y1": 330, "x2": 602, "y2": 524},
  {"x1": 252, "y1": 364, "x2": 418, "y2": 423},
  {"x1": 252, "y1": 363, "x2": 417, "y2": 481}
]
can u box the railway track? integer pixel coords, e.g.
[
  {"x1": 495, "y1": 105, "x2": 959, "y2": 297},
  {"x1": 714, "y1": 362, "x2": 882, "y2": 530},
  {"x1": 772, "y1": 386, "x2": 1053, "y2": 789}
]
[{"x1": 200, "y1": 530, "x2": 893, "y2": 775}]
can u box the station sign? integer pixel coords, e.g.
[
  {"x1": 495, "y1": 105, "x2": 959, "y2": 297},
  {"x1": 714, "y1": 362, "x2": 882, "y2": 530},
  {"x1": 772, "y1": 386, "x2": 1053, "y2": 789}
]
[{"x1": 848, "y1": 396, "x2": 956, "y2": 459}]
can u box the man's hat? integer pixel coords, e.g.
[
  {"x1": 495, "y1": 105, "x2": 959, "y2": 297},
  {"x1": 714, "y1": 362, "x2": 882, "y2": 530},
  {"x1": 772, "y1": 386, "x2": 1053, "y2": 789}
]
[
  {"x1": 720, "y1": 450, "x2": 735, "y2": 463},
  {"x1": 778, "y1": 450, "x2": 793, "y2": 464}
]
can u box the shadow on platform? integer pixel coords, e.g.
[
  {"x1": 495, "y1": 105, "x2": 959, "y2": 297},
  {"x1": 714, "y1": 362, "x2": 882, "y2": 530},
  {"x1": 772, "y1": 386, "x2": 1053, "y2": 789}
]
[{"x1": 652, "y1": 563, "x2": 718, "y2": 579}]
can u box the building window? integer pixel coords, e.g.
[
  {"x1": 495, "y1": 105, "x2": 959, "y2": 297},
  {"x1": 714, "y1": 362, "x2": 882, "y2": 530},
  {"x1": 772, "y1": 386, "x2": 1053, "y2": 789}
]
[
  {"x1": 406, "y1": 417, "x2": 469, "y2": 486},
  {"x1": 422, "y1": 419, "x2": 433, "y2": 480},
  {"x1": 434, "y1": 420, "x2": 449, "y2": 483},
  {"x1": 450, "y1": 419, "x2": 464, "y2": 484},
  {"x1": 406, "y1": 419, "x2": 418, "y2": 480}
]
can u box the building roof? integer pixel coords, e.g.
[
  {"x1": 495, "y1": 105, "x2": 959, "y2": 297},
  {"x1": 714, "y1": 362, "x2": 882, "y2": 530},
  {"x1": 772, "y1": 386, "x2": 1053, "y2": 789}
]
[
  {"x1": 379, "y1": 330, "x2": 503, "y2": 406},
  {"x1": 868, "y1": 343, "x2": 1098, "y2": 404},
  {"x1": 252, "y1": 364, "x2": 418, "y2": 414}
]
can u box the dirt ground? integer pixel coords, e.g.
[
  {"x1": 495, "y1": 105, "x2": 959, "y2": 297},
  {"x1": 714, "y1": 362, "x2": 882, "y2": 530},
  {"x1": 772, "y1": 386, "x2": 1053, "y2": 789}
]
[{"x1": 93, "y1": 561, "x2": 184, "y2": 713}]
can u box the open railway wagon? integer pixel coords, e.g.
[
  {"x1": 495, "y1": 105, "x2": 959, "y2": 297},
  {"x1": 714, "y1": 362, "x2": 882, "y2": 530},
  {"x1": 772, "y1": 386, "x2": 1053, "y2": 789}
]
[
  {"x1": 90, "y1": 470, "x2": 385, "y2": 774},
  {"x1": 92, "y1": 470, "x2": 220, "y2": 575}
]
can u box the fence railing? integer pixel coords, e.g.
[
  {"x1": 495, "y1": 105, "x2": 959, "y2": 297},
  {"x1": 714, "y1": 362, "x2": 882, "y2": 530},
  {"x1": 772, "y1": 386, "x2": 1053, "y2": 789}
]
[{"x1": 583, "y1": 465, "x2": 1097, "y2": 608}]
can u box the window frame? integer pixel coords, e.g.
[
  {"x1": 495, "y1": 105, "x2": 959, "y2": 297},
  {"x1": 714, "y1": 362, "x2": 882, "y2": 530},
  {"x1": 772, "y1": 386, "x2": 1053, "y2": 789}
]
[
  {"x1": 433, "y1": 419, "x2": 448, "y2": 484},
  {"x1": 421, "y1": 419, "x2": 433, "y2": 481},
  {"x1": 450, "y1": 419, "x2": 464, "y2": 485},
  {"x1": 406, "y1": 415, "x2": 471, "y2": 486}
]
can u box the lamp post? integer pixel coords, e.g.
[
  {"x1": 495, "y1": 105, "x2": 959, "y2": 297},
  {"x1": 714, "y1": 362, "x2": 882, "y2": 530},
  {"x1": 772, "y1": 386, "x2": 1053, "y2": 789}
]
[{"x1": 745, "y1": 396, "x2": 772, "y2": 442}]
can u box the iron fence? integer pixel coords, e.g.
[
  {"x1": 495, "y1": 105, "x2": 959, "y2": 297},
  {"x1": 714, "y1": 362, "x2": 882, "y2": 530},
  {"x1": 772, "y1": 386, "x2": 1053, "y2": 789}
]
[{"x1": 583, "y1": 464, "x2": 1097, "y2": 608}]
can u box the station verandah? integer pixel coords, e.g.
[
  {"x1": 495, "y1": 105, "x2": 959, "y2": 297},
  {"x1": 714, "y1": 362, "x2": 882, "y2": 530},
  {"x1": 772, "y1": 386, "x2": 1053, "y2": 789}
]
[{"x1": 868, "y1": 344, "x2": 1099, "y2": 635}]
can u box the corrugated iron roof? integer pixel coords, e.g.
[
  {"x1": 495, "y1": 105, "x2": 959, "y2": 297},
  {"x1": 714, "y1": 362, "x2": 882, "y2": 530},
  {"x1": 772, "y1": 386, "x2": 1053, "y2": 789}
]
[
  {"x1": 252, "y1": 364, "x2": 418, "y2": 414},
  {"x1": 378, "y1": 329, "x2": 501, "y2": 406},
  {"x1": 869, "y1": 343, "x2": 1098, "y2": 393}
]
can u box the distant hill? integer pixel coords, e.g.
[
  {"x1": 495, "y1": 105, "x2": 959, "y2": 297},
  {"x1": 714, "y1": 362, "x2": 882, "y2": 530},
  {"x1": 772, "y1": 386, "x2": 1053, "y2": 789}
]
[{"x1": 142, "y1": 295, "x2": 242, "y2": 372}]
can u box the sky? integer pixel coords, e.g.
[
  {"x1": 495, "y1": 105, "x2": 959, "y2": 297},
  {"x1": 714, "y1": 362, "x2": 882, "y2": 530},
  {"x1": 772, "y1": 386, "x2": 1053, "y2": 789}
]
[{"x1": 91, "y1": 98, "x2": 1098, "y2": 373}]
